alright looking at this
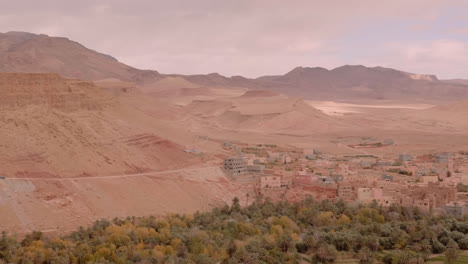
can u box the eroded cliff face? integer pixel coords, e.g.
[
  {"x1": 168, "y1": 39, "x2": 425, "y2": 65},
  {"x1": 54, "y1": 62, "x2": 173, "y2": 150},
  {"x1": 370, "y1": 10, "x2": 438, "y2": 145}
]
[
  {"x1": 0, "y1": 73, "x2": 106, "y2": 111},
  {"x1": 0, "y1": 73, "x2": 212, "y2": 180}
]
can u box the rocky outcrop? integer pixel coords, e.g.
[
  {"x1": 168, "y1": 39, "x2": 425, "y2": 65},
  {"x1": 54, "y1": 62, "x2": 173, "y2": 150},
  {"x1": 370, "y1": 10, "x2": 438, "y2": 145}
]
[
  {"x1": 0, "y1": 73, "x2": 107, "y2": 111},
  {"x1": 0, "y1": 31, "x2": 160, "y2": 82}
]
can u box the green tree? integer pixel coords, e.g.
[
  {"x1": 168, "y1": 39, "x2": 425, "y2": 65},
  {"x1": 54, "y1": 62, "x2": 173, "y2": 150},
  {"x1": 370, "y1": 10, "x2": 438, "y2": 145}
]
[
  {"x1": 445, "y1": 248, "x2": 460, "y2": 264},
  {"x1": 357, "y1": 247, "x2": 374, "y2": 264},
  {"x1": 315, "y1": 244, "x2": 337, "y2": 263},
  {"x1": 231, "y1": 197, "x2": 241, "y2": 213}
]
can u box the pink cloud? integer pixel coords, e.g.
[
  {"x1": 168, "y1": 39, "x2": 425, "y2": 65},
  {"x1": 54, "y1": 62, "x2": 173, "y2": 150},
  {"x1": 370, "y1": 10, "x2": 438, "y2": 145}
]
[{"x1": 364, "y1": 40, "x2": 468, "y2": 78}]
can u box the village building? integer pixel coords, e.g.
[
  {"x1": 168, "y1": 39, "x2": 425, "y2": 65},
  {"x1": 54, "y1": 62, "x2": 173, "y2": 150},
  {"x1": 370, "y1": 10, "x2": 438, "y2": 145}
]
[
  {"x1": 280, "y1": 154, "x2": 292, "y2": 164},
  {"x1": 293, "y1": 174, "x2": 318, "y2": 186},
  {"x1": 313, "y1": 149, "x2": 322, "y2": 155},
  {"x1": 337, "y1": 181, "x2": 366, "y2": 202},
  {"x1": 319, "y1": 153, "x2": 335, "y2": 161},
  {"x1": 360, "y1": 160, "x2": 375, "y2": 168},
  {"x1": 223, "y1": 142, "x2": 466, "y2": 212},
  {"x1": 335, "y1": 163, "x2": 350, "y2": 175},
  {"x1": 253, "y1": 157, "x2": 267, "y2": 164},
  {"x1": 332, "y1": 174, "x2": 344, "y2": 182},
  {"x1": 421, "y1": 175, "x2": 439, "y2": 184},
  {"x1": 383, "y1": 174, "x2": 394, "y2": 182},
  {"x1": 281, "y1": 177, "x2": 292, "y2": 188},
  {"x1": 402, "y1": 183, "x2": 457, "y2": 211},
  {"x1": 224, "y1": 157, "x2": 247, "y2": 176},
  {"x1": 435, "y1": 153, "x2": 452, "y2": 163},
  {"x1": 376, "y1": 160, "x2": 394, "y2": 166},
  {"x1": 318, "y1": 176, "x2": 335, "y2": 184},
  {"x1": 357, "y1": 187, "x2": 383, "y2": 204},
  {"x1": 222, "y1": 142, "x2": 236, "y2": 151},
  {"x1": 413, "y1": 167, "x2": 433, "y2": 177},
  {"x1": 445, "y1": 201, "x2": 466, "y2": 217},
  {"x1": 260, "y1": 176, "x2": 282, "y2": 189},
  {"x1": 399, "y1": 154, "x2": 413, "y2": 162},
  {"x1": 303, "y1": 185, "x2": 337, "y2": 199},
  {"x1": 247, "y1": 164, "x2": 265, "y2": 174}
]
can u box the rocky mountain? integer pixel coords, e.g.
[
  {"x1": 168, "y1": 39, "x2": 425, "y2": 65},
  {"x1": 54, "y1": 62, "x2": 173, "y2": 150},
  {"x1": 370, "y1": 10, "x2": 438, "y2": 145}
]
[
  {"x1": 0, "y1": 31, "x2": 161, "y2": 82},
  {"x1": 0, "y1": 72, "x2": 109, "y2": 110},
  {"x1": 245, "y1": 66, "x2": 468, "y2": 100},
  {"x1": 2, "y1": 31, "x2": 468, "y2": 101},
  {"x1": 169, "y1": 66, "x2": 468, "y2": 101},
  {"x1": 443, "y1": 79, "x2": 468, "y2": 86}
]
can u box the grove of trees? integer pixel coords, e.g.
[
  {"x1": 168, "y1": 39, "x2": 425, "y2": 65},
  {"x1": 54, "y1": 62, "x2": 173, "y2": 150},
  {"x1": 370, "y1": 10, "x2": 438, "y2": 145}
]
[{"x1": 1, "y1": 196, "x2": 467, "y2": 263}]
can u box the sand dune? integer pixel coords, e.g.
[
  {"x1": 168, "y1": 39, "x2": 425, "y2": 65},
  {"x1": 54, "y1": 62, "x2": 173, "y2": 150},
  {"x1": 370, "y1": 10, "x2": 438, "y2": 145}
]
[{"x1": 183, "y1": 93, "x2": 344, "y2": 135}]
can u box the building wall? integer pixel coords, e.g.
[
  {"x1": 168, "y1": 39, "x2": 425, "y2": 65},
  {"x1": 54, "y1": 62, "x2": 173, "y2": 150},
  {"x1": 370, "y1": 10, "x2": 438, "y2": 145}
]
[
  {"x1": 260, "y1": 176, "x2": 281, "y2": 188},
  {"x1": 224, "y1": 157, "x2": 247, "y2": 176}
]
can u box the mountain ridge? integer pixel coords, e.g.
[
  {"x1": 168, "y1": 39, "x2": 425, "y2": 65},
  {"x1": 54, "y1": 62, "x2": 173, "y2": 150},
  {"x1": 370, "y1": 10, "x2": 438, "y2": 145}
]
[{"x1": 1, "y1": 31, "x2": 468, "y2": 101}]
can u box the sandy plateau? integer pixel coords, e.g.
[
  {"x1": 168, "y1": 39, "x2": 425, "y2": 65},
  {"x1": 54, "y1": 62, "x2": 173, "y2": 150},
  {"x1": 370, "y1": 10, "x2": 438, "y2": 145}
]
[{"x1": 1, "y1": 72, "x2": 468, "y2": 235}]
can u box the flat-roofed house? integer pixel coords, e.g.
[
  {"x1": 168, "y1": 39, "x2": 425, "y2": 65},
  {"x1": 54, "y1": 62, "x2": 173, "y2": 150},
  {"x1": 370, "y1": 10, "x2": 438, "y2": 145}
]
[
  {"x1": 224, "y1": 157, "x2": 247, "y2": 176},
  {"x1": 260, "y1": 176, "x2": 282, "y2": 189}
]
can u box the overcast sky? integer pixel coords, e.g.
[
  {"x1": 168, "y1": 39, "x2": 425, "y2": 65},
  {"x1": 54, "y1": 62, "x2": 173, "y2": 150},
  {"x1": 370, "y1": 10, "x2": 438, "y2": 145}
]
[{"x1": 1, "y1": 0, "x2": 468, "y2": 78}]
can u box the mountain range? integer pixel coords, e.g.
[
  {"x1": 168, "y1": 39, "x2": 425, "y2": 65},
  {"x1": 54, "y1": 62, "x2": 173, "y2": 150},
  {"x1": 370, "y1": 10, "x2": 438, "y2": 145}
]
[{"x1": 1, "y1": 31, "x2": 468, "y2": 101}]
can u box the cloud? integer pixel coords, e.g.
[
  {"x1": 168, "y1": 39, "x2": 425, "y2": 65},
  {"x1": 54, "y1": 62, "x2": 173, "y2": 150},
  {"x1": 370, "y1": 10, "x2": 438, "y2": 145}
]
[
  {"x1": 449, "y1": 27, "x2": 468, "y2": 36},
  {"x1": 360, "y1": 40, "x2": 468, "y2": 79}
]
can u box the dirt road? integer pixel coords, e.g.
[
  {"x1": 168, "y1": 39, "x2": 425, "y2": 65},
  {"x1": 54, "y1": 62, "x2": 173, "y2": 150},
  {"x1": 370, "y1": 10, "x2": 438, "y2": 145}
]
[{"x1": 4, "y1": 166, "x2": 221, "y2": 181}]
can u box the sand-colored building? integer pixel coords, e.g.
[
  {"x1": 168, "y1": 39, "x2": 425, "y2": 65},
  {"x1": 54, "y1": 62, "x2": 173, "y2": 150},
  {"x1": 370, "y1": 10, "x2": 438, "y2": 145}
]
[
  {"x1": 260, "y1": 176, "x2": 282, "y2": 189},
  {"x1": 224, "y1": 157, "x2": 247, "y2": 176}
]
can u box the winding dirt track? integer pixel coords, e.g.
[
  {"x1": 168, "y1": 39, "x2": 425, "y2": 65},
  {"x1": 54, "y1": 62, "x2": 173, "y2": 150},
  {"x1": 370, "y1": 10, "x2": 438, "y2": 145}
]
[{"x1": 4, "y1": 166, "x2": 221, "y2": 181}]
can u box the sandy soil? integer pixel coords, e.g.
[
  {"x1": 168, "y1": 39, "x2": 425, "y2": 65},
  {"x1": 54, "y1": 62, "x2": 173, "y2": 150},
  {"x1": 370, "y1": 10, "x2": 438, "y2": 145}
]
[
  {"x1": 0, "y1": 167, "x2": 251, "y2": 235},
  {"x1": 307, "y1": 100, "x2": 434, "y2": 115}
]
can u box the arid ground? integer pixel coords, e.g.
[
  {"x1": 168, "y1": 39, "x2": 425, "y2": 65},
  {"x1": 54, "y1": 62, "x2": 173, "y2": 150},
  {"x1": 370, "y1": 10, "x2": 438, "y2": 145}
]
[{"x1": 1, "y1": 72, "x2": 468, "y2": 235}]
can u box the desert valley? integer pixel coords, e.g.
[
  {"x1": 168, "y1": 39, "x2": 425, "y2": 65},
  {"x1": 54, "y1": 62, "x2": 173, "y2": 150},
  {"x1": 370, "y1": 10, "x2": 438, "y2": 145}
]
[
  {"x1": 0, "y1": 31, "x2": 468, "y2": 233},
  {"x1": 1, "y1": 22, "x2": 468, "y2": 263}
]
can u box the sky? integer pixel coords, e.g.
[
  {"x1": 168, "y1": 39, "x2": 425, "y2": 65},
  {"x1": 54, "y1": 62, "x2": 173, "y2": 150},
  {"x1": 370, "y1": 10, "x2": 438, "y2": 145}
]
[{"x1": 1, "y1": 0, "x2": 468, "y2": 79}]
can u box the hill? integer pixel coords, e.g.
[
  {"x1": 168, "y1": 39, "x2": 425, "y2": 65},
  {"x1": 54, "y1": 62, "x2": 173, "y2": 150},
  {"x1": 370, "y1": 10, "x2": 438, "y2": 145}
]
[
  {"x1": 443, "y1": 79, "x2": 468, "y2": 86},
  {"x1": 0, "y1": 31, "x2": 161, "y2": 82},
  {"x1": 0, "y1": 73, "x2": 204, "y2": 177},
  {"x1": 245, "y1": 65, "x2": 468, "y2": 100},
  {"x1": 183, "y1": 93, "x2": 345, "y2": 136},
  {"x1": 0, "y1": 72, "x2": 109, "y2": 111},
  {"x1": 0, "y1": 73, "x2": 249, "y2": 234},
  {"x1": 169, "y1": 66, "x2": 468, "y2": 101},
  {"x1": 2, "y1": 32, "x2": 468, "y2": 101},
  {"x1": 415, "y1": 100, "x2": 468, "y2": 130}
]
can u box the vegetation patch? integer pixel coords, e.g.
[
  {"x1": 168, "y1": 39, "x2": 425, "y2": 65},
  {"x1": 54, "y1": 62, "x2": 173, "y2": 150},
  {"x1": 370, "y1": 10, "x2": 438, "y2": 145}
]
[{"x1": 1, "y1": 197, "x2": 468, "y2": 263}]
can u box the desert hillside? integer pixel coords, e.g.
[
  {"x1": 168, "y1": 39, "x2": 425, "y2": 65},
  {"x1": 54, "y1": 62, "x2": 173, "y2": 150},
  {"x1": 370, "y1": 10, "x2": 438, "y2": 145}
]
[
  {"x1": 404, "y1": 100, "x2": 468, "y2": 130},
  {"x1": 0, "y1": 73, "x2": 213, "y2": 178},
  {"x1": 0, "y1": 73, "x2": 108, "y2": 110},
  {"x1": 0, "y1": 31, "x2": 161, "y2": 82},
  {"x1": 0, "y1": 72, "x2": 253, "y2": 234},
  {"x1": 2, "y1": 32, "x2": 468, "y2": 237}
]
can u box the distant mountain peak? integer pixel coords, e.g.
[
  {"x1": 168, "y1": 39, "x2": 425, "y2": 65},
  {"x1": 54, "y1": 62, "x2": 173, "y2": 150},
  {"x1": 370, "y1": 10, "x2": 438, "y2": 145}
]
[
  {"x1": 286, "y1": 66, "x2": 328, "y2": 76},
  {"x1": 207, "y1": 72, "x2": 224, "y2": 77},
  {"x1": 0, "y1": 31, "x2": 463, "y2": 100},
  {"x1": 5, "y1": 31, "x2": 37, "y2": 36}
]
